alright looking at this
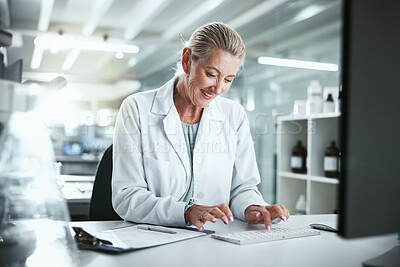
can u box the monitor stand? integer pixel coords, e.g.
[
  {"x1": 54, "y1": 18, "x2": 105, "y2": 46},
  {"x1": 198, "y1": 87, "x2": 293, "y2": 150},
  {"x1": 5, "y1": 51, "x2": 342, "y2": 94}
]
[{"x1": 363, "y1": 235, "x2": 400, "y2": 267}]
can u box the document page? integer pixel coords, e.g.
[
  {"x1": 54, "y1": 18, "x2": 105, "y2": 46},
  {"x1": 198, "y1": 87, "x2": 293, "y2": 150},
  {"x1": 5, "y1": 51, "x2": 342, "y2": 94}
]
[{"x1": 96, "y1": 225, "x2": 207, "y2": 249}]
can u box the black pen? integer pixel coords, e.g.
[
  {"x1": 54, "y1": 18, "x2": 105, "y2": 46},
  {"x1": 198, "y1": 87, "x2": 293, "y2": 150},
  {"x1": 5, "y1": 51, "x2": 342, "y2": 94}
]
[{"x1": 137, "y1": 225, "x2": 177, "y2": 234}]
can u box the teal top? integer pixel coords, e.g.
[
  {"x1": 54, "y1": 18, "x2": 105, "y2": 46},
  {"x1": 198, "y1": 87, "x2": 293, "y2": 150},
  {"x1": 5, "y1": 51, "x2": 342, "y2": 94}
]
[{"x1": 178, "y1": 121, "x2": 199, "y2": 203}]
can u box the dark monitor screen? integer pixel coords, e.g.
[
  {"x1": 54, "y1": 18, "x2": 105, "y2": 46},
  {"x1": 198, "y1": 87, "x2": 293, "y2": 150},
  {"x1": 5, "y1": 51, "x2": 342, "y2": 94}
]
[
  {"x1": 339, "y1": 0, "x2": 400, "y2": 238},
  {"x1": 4, "y1": 59, "x2": 22, "y2": 83}
]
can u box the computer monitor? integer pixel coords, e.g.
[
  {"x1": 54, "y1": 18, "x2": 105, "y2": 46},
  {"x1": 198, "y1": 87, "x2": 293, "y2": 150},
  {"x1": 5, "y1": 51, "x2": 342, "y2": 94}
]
[
  {"x1": 339, "y1": 0, "x2": 400, "y2": 238},
  {"x1": 3, "y1": 59, "x2": 22, "y2": 83}
]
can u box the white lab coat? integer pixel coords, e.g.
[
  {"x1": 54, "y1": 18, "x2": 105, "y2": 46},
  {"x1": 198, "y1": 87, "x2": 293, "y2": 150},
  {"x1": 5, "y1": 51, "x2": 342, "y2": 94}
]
[{"x1": 112, "y1": 77, "x2": 268, "y2": 227}]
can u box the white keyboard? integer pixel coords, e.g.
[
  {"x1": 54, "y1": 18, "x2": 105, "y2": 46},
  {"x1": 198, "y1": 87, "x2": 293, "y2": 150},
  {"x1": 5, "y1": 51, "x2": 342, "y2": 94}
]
[{"x1": 211, "y1": 227, "x2": 320, "y2": 245}]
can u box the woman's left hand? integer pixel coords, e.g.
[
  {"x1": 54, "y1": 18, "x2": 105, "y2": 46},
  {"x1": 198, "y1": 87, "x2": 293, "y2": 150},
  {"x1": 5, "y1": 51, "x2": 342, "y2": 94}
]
[{"x1": 244, "y1": 204, "x2": 290, "y2": 230}]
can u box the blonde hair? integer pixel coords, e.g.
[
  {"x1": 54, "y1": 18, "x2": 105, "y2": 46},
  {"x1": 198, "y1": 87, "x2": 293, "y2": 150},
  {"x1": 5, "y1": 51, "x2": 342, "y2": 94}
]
[
  {"x1": 188, "y1": 22, "x2": 245, "y2": 63},
  {"x1": 176, "y1": 22, "x2": 245, "y2": 75}
]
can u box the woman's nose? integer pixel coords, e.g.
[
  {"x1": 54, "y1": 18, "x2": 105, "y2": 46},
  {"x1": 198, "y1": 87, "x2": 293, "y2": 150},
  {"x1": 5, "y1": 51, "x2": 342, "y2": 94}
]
[{"x1": 212, "y1": 79, "x2": 224, "y2": 94}]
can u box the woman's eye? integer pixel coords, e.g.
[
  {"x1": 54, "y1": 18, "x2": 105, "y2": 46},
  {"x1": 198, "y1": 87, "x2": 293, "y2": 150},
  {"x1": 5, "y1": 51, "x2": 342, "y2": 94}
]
[
  {"x1": 225, "y1": 79, "x2": 232, "y2": 83},
  {"x1": 206, "y1": 73, "x2": 216, "y2": 78}
]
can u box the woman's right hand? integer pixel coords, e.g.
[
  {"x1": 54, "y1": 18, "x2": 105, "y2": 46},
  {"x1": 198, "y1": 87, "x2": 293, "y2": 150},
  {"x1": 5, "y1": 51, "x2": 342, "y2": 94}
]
[{"x1": 184, "y1": 203, "x2": 234, "y2": 231}]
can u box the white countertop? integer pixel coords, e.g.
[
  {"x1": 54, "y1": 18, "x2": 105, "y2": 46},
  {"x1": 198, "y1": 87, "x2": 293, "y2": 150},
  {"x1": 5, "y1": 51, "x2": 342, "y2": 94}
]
[{"x1": 70, "y1": 214, "x2": 396, "y2": 267}]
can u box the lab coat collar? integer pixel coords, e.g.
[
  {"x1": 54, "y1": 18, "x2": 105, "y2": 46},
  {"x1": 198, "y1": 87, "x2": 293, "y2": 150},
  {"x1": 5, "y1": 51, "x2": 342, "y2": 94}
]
[{"x1": 150, "y1": 76, "x2": 226, "y2": 122}]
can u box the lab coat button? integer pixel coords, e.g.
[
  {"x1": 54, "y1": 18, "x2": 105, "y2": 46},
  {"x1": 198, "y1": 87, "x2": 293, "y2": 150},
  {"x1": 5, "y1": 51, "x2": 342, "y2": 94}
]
[{"x1": 197, "y1": 192, "x2": 204, "y2": 199}]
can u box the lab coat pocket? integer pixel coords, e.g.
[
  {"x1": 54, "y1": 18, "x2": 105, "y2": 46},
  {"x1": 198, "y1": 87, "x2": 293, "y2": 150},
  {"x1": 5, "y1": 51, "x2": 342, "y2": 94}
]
[{"x1": 143, "y1": 157, "x2": 174, "y2": 196}]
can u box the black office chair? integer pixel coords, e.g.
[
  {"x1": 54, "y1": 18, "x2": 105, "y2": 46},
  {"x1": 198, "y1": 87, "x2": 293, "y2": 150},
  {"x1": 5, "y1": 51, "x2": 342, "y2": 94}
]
[{"x1": 89, "y1": 144, "x2": 122, "y2": 220}]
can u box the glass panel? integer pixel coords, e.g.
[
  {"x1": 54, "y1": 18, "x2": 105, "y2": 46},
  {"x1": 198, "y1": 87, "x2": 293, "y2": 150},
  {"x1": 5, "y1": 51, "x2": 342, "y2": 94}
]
[{"x1": 140, "y1": 0, "x2": 342, "y2": 204}]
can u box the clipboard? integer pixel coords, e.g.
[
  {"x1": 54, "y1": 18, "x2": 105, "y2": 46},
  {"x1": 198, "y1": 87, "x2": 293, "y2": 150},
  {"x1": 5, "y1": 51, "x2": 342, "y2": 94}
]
[{"x1": 73, "y1": 225, "x2": 215, "y2": 254}]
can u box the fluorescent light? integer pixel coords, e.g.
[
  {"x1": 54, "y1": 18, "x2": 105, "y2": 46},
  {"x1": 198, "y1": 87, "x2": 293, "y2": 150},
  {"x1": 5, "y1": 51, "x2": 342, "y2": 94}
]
[
  {"x1": 295, "y1": 5, "x2": 325, "y2": 22},
  {"x1": 258, "y1": 56, "x2": 338, "y2": 72},
  {"x1": 83, "y1": 0, "x2": 116, "y2": 36},
  {"x1": 34, "y1": 37, "x2": 140, "y2": 54},
  {"x1": 31, "y1": 45, "x2": 44, "y2": 69},
  {"x1": 124, "y1": 0, "x2": 170, "y2": 40},
  {"x1": 38, "y1": 0, "x2": 55, "y2": 31},
  {"x1": 62, "y1": 48, "x2": 81, "y2": 70}
]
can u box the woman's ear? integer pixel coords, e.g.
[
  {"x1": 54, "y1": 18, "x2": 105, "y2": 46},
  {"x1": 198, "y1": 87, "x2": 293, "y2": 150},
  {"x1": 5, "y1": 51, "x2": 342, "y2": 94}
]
[{"x1": 182, "y1": 47, "x2": 191, "y2": 74}]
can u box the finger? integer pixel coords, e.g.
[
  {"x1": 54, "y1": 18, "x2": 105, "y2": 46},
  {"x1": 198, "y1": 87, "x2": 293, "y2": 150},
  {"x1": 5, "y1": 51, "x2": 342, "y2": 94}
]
[
  {"x1": 280, "y1": 204, "x2": 289, "y2": 221},
  {"x1": 209, "y1": 207, "x2": 229, "y2": 224},
  {"x1": 202, "y1": 212, "x2": 218, "y2": 223},
  {"x1": 192, "y1": 219, "x2": 205, "y2": 231},
  {"x1": 245, "y1": 210, "x2": 261, "y2": 223},
  {"x1": 271, "y1": 205, "x2": 286, "y2": 221},
  {"x1": 246, "y1": 205, "x2": 263, "y2": 222},
  {"x1": 258, "y1": 207, "x2": 272, "y2": 230},
  {"x1": 218, "y1": 203, "x2": 234, "y2": 222},
  {"x1": 266, "y1": 204, "x2": 284, "y2": 221}
]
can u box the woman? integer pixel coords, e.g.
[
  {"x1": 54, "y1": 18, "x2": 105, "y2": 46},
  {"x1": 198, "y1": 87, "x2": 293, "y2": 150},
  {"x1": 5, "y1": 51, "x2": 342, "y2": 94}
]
[{"x1": 112, "y1": 22, "x2": 289, "y2": 231}]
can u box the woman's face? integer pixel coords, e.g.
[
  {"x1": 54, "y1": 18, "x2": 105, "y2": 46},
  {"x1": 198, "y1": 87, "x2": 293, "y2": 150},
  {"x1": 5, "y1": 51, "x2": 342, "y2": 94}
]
[{"x1": 183, "y1": 48, "x2": 242, "y2": 109}]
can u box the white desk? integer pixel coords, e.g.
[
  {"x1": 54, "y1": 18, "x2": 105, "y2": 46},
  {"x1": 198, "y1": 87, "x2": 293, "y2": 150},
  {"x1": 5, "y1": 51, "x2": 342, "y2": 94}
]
[
  {"x1": 70, "y1": 215, "x2": 396, "y2": 267},
  {"x1": 61, "y1": 175, "x2": 94, "y2": 220}
]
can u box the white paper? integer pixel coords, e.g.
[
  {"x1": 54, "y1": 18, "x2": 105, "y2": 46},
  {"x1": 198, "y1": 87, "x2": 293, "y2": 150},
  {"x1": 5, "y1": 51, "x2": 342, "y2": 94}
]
[{"x1": 95, "y1": 225, "x2": 206, "y2": 249}]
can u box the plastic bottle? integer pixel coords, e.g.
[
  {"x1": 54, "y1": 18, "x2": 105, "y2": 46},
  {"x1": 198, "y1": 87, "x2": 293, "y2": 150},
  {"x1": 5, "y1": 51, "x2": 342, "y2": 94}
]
[
  {"x1": 323, "y1": 93, "x2": 335, "y2": 113},
  {"x1": 324, "y1": 141, "x2": 340, "y2": 178},
  {"x1": 306, "y1": 80, "x2": 323, "y2": 115},
  {"x1": 295, "y1": 195, "x2": 306, "y2": 215},
  {"x1": 291, "y1": 140, "x2": 307, "y2": 174}
]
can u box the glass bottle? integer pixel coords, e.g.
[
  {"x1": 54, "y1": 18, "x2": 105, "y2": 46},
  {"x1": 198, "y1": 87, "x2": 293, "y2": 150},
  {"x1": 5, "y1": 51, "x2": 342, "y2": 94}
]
[
  {"x1": 291, "y1": 140, "x2": 307, "y2": 174},
  {"x1": 323, "y1": 93, "x2": 335, "y2": 113},
  {"x1": 0, "y1": 81, "x2": 78, "y2": 266},
  {"x1": 324, "y1": 141, "x2": 340, "y2": 178}
]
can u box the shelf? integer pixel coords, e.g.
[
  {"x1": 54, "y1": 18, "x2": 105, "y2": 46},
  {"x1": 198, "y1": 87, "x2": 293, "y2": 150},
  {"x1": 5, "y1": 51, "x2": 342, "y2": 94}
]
[
  {"x1": 277, "y1": 113, "x2": 340, "y2": 215},
  {"x1": 309, "y1": 175, "x2": 339, "y2": 184},
  {"x1": 277, "y1": 112, "x2": 341, "y2": 122},
  {"x1": 278, "y1": 172, "x2": 339, "y2": 184},
  {"x1": 278, "y1": 171, "x2": 308, "y2": 181},
  {"x1": 278, "y1": 115, "x2": 309, "y2": 122},
  {"x1": 313, "y1": 112, "x2": 341, "y2": 119}
]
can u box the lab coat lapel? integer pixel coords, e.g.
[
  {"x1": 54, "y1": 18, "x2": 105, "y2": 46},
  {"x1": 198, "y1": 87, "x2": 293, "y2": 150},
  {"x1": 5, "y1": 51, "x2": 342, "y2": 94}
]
[
  {"x1": 163, "y1": 105, "x2": 190, "y2": 178},
  {"x1": 151, "y1": 77, "x2": 190, "y2": 179}
]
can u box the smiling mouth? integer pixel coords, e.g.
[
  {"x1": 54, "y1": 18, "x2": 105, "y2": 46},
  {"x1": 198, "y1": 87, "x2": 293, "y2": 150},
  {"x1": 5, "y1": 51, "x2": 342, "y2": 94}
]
[{"x1": 201, "y1": 89, "x2": 213, "y2": 99}]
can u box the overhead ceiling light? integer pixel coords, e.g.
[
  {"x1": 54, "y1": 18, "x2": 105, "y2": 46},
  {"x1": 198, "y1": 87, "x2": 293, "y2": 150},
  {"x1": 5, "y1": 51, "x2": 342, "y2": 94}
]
[
  {"x1": 124, "y1": 0, "x2": 170, "y2": 40},
  {"x1": 295, "y1": 5, "x2": 325, "y2": 22},
  {"x1": 34, "y1": 36, "x2": 140, "y2": 54},
  {"x1": 38, "y1": 0, "x2": 55, "y2": 31},
  {"x1": 62, "y1": 49, "x2": 81, "y2": 70},
  {"x1": 31, "y1": 45, "x2": 44, "y2": 69},
  {"x1": 161, "y1": 0, "x2": 224, "y2": 41},
  {"x1": 82, "y1": 0, "x2": 116, "y2": 36},
  {"x1": 258, "y1": 56, "x2": 338, "y2": 72}
]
